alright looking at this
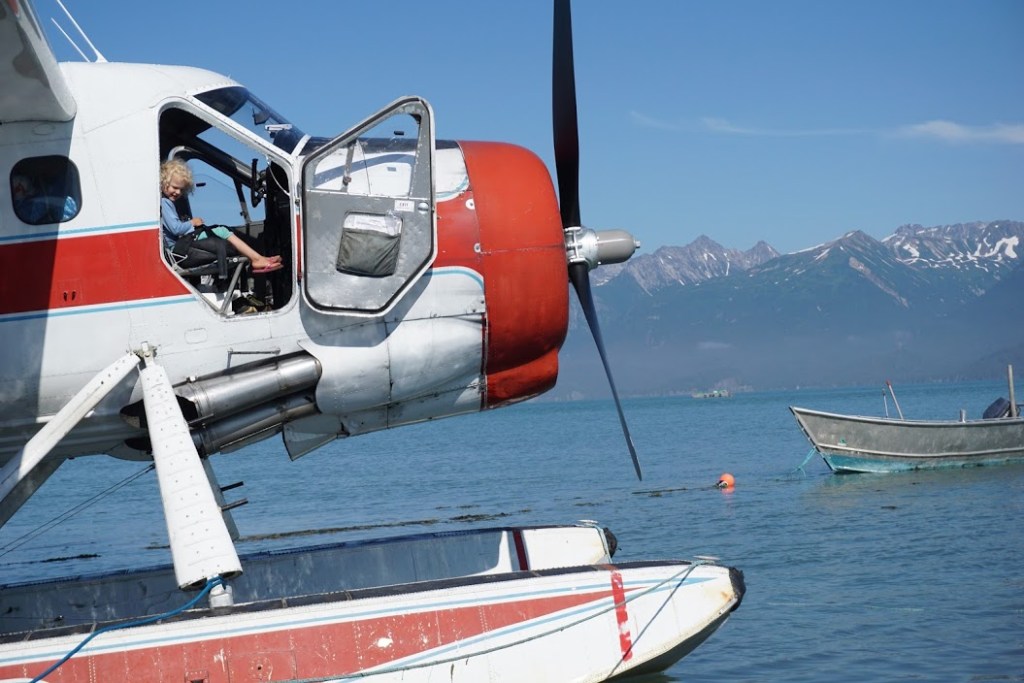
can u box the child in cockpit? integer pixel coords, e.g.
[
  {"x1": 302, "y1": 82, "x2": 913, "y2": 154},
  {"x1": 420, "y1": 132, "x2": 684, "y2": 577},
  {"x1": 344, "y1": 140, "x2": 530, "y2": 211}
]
[{"x1": 159, "y1": 159, "x2": 282, "y2": 273}]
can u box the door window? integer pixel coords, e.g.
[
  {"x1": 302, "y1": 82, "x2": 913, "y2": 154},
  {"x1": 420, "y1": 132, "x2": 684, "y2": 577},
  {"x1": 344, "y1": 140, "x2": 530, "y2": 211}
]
[{"x1": 301, "y1": 97, "x2": 436, "y2": 315}]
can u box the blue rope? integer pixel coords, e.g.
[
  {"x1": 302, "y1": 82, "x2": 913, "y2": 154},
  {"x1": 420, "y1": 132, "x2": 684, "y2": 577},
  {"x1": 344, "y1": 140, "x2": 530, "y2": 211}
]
[
  {"x1": 30, "y1": 576, "x2": 224, "y2": 683},
  {"x1": 794, "y1": 448, "x2": 817, "y2": 474}
]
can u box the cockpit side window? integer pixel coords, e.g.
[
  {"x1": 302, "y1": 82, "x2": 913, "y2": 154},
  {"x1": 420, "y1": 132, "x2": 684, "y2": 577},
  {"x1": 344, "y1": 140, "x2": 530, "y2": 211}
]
[
  {"x1": 11, "y1": 156, "x2": 82, "y2": 225},
  {"x1": 195, "y1": 87, "x2": 306, "y2": 154}
]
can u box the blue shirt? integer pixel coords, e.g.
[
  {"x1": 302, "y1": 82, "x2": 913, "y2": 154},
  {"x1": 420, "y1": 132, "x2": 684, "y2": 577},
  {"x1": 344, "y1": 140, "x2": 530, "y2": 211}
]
[{"x1": 161, "y1": 196, "x2": 194, "y2": 249}]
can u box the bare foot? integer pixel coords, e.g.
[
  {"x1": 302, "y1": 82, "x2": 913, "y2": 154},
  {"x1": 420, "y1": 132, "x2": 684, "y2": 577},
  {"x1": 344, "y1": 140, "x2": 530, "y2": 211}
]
[
  {"x1": 252, "y1": 262, "x2": 283, "y2": 274},
  {"x1": 251, "y1": 257, "x2": 277, "y2": 269}
]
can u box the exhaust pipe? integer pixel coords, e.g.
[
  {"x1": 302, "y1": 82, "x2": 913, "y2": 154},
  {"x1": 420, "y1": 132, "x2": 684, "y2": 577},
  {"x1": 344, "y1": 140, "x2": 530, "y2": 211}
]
[
  {"x1": 121, "y1": 353, "x2": 323, "y2": 455},
  {"x1": 125, "y1": 391, "x2": 320, "y2": 456},
  {"x1": 176, "y1": 354, "x2": 322, "y2": 422},
  {"x1": 195, "y1": 392, "x2": 320, "y2": 455},
  {"x1": 122, "y1": 353, "x2": 321, "y2": 427}
]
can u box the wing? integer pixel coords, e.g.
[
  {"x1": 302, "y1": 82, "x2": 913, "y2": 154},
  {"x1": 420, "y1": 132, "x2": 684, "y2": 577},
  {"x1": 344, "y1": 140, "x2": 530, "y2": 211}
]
[{"x1": 0, "y1": 0, "x2": 76, "y2": 123}]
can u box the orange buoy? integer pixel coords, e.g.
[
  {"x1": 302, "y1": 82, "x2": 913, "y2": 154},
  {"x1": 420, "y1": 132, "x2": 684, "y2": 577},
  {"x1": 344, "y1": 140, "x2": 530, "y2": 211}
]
[{"x1": 716, "y1": 473, "x2": 735, "y2": 489}]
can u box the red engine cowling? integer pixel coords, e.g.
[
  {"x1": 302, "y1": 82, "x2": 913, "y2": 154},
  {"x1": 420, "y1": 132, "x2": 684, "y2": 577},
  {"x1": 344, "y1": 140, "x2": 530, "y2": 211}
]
[{"x1": 435, "y1": 141, "x2": 569, "y2": 409}]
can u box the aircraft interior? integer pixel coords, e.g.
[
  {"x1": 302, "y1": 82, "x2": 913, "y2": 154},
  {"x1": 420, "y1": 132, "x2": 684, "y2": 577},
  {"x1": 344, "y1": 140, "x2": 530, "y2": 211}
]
[{"x1": 157, "y1": 96, "x2": 295, "y2": 315}]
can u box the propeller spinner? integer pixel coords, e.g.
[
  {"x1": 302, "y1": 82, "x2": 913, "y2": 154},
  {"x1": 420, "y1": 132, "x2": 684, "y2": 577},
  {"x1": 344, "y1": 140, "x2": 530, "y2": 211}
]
[{"x1": 552, "y1": 0, "x2": 643, "y2": 480}]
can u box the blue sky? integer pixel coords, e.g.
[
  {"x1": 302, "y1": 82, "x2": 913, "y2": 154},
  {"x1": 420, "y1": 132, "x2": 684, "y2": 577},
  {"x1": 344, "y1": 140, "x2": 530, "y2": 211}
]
[{"x1": 39, "y1": 0, "x2": 1024, "y2": 254}]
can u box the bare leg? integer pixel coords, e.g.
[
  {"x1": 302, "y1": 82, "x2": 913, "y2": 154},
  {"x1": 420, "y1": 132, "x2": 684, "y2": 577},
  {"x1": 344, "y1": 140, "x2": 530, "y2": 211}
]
[{"x1": 226, "y1": 234, "x2": 280, "y2": 269}]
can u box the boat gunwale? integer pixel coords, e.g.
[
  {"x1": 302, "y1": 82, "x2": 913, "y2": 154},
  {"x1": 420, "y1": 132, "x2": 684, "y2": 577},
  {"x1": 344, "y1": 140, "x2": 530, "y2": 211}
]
[{"x1": 789, "y1": 405, "x2": 1024, "y2": 429}]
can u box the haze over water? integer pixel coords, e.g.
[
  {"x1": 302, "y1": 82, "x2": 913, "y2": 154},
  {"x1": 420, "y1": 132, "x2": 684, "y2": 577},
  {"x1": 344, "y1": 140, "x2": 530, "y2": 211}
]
[{"x1": 2, "y1": 379, "x2": 1021, "y2": 681}]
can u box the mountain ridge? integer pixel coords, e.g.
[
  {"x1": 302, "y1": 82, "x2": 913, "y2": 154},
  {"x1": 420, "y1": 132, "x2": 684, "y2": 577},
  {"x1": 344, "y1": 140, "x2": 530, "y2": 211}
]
[{"x1": 554, "y1": 220, "x2": 1024, "y2": 398}]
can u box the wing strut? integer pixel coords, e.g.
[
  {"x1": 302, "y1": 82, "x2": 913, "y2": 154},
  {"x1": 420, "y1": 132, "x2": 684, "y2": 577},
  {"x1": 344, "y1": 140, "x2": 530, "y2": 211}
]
[
  {"x1": 0, "y1": 351, "x2": 142, "y2": 527},
  {"x1": 137, "y1": 344, "x2": 242, "y2": 592}
]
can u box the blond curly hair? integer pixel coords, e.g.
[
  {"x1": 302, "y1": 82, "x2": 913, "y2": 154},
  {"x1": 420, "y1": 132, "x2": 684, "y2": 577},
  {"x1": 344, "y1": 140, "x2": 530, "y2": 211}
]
[{"x1": 160, "y1": 158, "x2": 194, "y2": 193}]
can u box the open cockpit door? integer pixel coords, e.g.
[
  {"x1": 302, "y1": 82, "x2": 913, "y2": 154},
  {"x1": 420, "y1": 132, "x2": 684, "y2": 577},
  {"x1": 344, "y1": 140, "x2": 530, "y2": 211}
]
[{"x1": 300, "y1": 97, "x2": 435, "y2": 314}]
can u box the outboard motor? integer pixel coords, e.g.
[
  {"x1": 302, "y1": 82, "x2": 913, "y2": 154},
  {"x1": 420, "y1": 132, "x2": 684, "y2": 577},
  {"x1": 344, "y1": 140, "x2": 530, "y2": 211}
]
[{"x1": 983, "y1": 397, "x2": 1011, "y2": 419}]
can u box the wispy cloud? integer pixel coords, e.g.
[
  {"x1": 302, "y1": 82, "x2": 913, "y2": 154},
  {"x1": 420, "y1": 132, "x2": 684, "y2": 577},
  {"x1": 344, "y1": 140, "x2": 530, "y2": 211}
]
[
  {"x1": 628, "y1": 110, "x2": 688, "y2": 132},
  {"x1": 696, "y1": 340, "x2": 733, "y2": 351},
  {"x1": 701, "y1": 117, "x2": 870, "y2": 137},
  {"x1": 630, "y1": 112, "x2": 1024, "y2": 145},
  {"x1": 894, "y1": 120, "x2": 1024, "y2": 145}
]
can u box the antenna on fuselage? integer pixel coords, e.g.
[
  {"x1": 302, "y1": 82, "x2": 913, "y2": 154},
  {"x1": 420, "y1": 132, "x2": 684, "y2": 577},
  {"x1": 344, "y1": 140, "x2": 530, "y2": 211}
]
[{"x1": 53, "y1": 0, "x2": 107, "y2": 63}]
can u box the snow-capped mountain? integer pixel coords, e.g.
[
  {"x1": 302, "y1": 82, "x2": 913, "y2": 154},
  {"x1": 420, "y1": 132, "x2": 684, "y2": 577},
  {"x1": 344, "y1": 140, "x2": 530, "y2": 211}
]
[
  {"x1": 556, "y1": 220, "x2": 1024, "y2": 397},
  {"x1": 602, "y1": 220, "x2": 1022, "y2": 296},
  {"x1": 592, "y1": 235, "x2": 779, "y2": 291}
]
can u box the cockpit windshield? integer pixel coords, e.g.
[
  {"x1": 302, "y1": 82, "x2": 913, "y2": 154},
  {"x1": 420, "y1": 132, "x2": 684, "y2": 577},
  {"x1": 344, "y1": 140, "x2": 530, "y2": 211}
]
[{"x1": 195, "y1": 87, "x2": 306, "y2": 154}]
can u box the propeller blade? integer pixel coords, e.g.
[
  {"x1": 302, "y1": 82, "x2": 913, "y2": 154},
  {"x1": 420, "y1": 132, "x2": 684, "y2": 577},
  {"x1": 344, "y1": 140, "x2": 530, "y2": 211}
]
[
  {"x1": 569, "y1": 263, "x2": 642, "y2": 480},
  {"x1": 552, "y1": 0, "x2": 580, "y2": 230},
  {"x1": 553, "y1": 0, "x2": 642, "y2": 480}
]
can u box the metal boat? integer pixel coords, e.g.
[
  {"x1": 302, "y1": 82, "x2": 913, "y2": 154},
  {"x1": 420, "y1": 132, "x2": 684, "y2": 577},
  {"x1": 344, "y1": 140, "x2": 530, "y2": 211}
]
[
  {"x1": 791, "y1": 368, "x2": 1024, "y2": 473},
  {"x1": 790, "y1": 405, "x2": 1024, "y2": 473}
]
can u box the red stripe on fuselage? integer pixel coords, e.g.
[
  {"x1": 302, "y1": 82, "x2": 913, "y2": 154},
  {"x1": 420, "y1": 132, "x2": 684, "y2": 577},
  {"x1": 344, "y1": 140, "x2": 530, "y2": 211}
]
[{"x1": 0, "y1": 227, "x2": 187, "y2": 315}]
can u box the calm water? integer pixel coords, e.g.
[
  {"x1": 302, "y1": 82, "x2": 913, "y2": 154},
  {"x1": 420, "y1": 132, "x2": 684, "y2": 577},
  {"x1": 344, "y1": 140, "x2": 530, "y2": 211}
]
[{"x1": 2, "y1": 380, "x2": 1022, "y2": 681}]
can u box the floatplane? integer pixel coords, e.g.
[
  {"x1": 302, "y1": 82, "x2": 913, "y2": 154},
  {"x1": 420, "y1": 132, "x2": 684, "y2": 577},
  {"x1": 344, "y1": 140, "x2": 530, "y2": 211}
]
[{"x1": 0, "y1": 1, "x2": 744, "y2": 680}]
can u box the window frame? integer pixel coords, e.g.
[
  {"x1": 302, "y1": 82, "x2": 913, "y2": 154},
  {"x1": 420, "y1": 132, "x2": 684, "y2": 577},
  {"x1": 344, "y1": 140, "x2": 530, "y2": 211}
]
[{"x1": 10, "y1": 155, "x2": 82, "y2": 225}]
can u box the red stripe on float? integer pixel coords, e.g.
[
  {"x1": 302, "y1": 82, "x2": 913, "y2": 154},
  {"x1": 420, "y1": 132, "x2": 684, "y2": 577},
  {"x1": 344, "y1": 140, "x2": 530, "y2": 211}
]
[
  {"x1": 5, "y1": 588, "x2": 618, "y2": 682},
  {"x1": 610, "y1": 569, "x2": 634, "y2": 661}
]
